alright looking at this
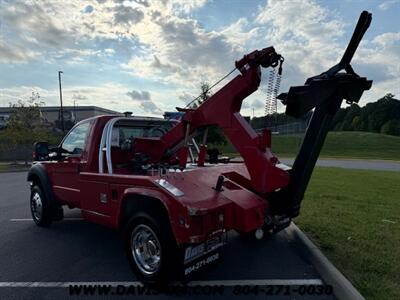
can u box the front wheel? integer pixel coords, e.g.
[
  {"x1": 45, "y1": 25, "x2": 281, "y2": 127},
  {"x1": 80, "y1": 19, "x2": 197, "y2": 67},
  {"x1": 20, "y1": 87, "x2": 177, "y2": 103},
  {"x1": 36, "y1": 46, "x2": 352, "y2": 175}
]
[
  {"x1": 124, "y1": 212, "x2": 180, "y2": 285},
  {"x1": 30, "y1": 185, "x2": 53, "y2": 227}
]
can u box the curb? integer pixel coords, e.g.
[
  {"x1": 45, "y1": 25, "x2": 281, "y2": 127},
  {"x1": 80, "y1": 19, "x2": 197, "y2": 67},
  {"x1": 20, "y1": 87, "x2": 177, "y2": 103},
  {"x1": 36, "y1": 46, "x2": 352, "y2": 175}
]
[{"x1": 286, "y1": 223, "x2": 365, "y2": 300}]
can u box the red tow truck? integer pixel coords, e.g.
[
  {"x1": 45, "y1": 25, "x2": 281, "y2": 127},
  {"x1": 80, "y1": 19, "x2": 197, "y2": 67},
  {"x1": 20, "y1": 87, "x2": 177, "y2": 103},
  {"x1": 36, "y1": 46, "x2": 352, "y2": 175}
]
[{"x1": 28, "y1": 12, "x2": 372, "y2": 284}]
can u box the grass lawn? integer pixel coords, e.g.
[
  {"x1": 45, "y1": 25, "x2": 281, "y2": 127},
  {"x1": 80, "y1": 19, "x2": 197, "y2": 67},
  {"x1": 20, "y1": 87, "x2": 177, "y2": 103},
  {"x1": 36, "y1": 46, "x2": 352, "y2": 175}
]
[
  {"x1": 216, "y1": 131, "x2": 400, "y2": 161},
  {"x1": 296, "y1": 167, "x2": 400, "y2": 300},
  {"x1": 0, "y1": 163, "x2": 30, "y2": 172}
]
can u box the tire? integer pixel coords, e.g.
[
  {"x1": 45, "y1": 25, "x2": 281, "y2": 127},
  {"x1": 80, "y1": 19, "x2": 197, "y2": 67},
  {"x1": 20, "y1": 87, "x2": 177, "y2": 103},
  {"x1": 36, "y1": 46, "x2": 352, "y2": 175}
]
[
  {"x1": 30, "y1": 185, "x2": 53, "y2": 227},
  {"x1": 123, "y1": 211, "x2": 180, "y2": 285}
]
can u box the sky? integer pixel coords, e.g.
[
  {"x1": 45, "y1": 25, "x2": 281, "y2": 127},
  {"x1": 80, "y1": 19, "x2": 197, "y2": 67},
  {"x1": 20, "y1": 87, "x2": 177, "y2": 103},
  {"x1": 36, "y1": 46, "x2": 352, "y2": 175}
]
[{"x1": 0, "y1": 0, "x2": 399, "y2": 117}]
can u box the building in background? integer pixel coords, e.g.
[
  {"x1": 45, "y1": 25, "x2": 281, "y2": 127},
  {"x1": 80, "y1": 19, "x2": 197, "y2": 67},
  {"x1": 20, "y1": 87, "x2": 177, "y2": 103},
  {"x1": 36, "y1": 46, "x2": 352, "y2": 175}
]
[
  {"x1": 164, "y1": 111, "x2": 184, "y2": 120},
  {"x1": 0, "y1": 106, "x2": 121, "y2": 130},
  {"x1": 0, "y1": 115, "x2": 9, "y2": 129}
]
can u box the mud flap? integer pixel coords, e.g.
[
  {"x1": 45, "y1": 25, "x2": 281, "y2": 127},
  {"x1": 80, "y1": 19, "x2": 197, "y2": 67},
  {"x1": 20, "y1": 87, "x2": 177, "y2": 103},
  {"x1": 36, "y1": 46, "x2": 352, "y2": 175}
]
[
  {"x1": 181, "y1": 233, "x2": 225, "y2": 279},
  {"x1": 183, "y1": 250, "x2": 222, "y2": 278}
]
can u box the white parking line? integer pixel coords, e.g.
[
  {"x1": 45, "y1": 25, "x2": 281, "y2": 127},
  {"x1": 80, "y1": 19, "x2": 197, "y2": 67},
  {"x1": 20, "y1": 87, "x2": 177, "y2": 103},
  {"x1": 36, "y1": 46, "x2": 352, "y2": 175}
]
[
  {"x1": 10, "y1": 218, "x2": 83, "y2": 221},
  {"x1": 0, "y1": 279, "x2": 323, "y2": 288},
  {"x1": 189, "y1": 279, "x2": 323, "y2": 286}
]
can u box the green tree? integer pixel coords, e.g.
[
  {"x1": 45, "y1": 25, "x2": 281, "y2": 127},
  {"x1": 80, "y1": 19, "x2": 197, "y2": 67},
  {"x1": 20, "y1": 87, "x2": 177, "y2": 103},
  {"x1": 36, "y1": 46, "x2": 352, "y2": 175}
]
[
  {"x1": 351, "y1": 116, "x2": 364, "y2": 131},
  {"x1": 199, "y1": 82, "x2": 211, "y2": 104},
  {"x1": 362, "y1": 93, "x2": 400, "y2": 132},
  {"x1": 331, "y1": 93, "x2": 400, "y2": 133},
  {"x1": 340, "y1": 104, "x2": 361, "y2": 131},
  {"x1": 331, "y1": 107, "x2": 348, "y2": 131},
  {"x1": 381, "y1": 119, "x2": 400, "y2": 136},
  {"x1": 0, "y1": 92, "x2": 62, "y2": 163},
  {"x1": 7, "y1": 92, "x2": 43, "y2": 130}
]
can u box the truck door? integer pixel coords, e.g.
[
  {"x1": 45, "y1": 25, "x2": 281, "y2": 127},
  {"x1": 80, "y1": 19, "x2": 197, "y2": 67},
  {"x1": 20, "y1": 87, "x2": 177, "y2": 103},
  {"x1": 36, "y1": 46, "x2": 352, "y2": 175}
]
[{"x1": 51, "y1": 121, "x2": 92, "y2": 207}]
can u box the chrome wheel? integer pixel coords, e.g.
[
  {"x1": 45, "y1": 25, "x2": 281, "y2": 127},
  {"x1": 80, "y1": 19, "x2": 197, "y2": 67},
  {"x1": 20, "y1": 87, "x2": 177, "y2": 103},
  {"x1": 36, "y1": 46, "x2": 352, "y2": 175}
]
[
  {"x1": 31, "y1": 192, "x2": 43, "y2": 221},
  {"x1": 131, "y1": 224, "x2": 161, "y2": 275}
]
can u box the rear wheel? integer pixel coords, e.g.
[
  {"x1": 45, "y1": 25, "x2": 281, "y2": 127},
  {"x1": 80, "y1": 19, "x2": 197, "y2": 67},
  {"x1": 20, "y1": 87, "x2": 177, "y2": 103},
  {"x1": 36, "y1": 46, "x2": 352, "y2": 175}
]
[
  {"x1": 124, "y1": 212, "x2": 180, "y2": 285},
  {"x1": 30, "y1": 185, "x2": 52, "y2": 227}
]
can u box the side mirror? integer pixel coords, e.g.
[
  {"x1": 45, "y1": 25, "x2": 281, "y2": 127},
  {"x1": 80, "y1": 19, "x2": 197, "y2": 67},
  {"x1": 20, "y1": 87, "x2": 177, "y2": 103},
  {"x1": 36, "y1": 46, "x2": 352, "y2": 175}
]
[{"x1": 33, "y1": 142, "x2": 49, "y2": 161}]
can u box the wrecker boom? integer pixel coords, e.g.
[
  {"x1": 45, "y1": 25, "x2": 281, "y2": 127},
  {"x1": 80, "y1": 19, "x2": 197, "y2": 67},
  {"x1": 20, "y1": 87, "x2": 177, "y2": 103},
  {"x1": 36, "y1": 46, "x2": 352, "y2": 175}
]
[
  {"x1": 134, "y1": 47, "x2": 290, "y2": 194},
  {"x1": 134, "y1": 11, "x2": 372, "y2": 217}
]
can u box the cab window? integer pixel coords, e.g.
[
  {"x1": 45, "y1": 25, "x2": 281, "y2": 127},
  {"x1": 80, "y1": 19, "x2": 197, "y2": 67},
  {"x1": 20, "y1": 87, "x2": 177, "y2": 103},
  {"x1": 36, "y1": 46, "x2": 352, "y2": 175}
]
[
  {"x1": 117, "y1": 122, "x2": 175, "y2": 142},
  {"x1": 61, "y1": 122, "x2": 91, "y2": 155}
]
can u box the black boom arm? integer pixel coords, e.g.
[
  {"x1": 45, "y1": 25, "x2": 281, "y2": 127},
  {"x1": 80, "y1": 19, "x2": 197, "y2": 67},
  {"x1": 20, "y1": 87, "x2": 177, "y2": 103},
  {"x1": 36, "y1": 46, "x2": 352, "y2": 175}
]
[{"x1": 271, "y1": 11, "x2": 373, "y2": 217}]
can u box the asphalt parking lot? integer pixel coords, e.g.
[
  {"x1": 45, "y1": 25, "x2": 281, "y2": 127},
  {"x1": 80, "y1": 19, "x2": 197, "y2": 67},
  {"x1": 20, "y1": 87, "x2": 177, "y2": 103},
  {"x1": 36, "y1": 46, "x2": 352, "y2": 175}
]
[{"x1": 0, "y1": 172, "x2": 336, "y2": 300}]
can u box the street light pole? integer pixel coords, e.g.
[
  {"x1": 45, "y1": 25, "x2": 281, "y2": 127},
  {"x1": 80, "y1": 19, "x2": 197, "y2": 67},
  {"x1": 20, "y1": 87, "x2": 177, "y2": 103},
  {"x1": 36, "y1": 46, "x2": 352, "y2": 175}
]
[
  {"x1": 73, "y1": 98, "x2": 77, "y2": 124},
  {"x1": 58, "y1": 71, "x2": 65, "y2": 134}
]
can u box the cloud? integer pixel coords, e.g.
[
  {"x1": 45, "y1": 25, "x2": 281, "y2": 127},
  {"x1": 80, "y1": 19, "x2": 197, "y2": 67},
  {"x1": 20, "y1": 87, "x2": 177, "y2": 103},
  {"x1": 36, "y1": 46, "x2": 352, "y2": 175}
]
[
  {"x1": 119, "y1": 1, "x2": 243, "y2": 87},
  {"x1": 170, "y1": 0, "x2": 207, "y2": 14},
  {"x1": 72, "y1": 93, "x2": 88, "y2": 101},
  {"x1": 378, "y1": 0, "x2": 400, "y2": 11},
  {"x1": 0, "y1": 1, "x2": 147, "y2": 63},
  {"x1": 252, "y1": 0, "x2": 399, "y2": 107},
  {"x1": 126, "y1": 89, "x2": 162, "y2": 114},
  {"x1": 0, "y1": 0, "x2": 210, "y2": 67},
  {"x1": 113, "y1": 5, "x2": 144, "y2": 25},
  {"x1": 0, "y1": 1, "x2": 85, "y2": 63},
  {"x1": 0, "y1": 0, "x2": 398, "y2": 116},
  {"x1": 0, "y1": 39, "x2": 37, "y2": 63},
  {"x1": 251, "y1": 99, "x2": 264, "y2": 110},
  {"x1": 241, "y1": 101, "x2": 250, "y2": 110},
  {"x1": 126, "y1": 90, "x2": 151, "y2": 101},
  {"x1": 353, "y1": 32, "x2": 400, "y2": 103},
  {"x1": 137, "y1": 100, "x2": 161, "y2": 114},
  {"x1": 220, "y1": 18, "x2": 259, "y2": 50},
  {"x1": 134, "y1": 0, "x2": 150, "y2": 8},
  {"x1": 178, "y1": 91, "x2": 194, "y2": 104},
  {"x1": 1, "y1": 2, "x2": 78, "y2": 47},
  {"x1": 256, "y1": 0, "x2": 345, "y2": 75},
  {"x1": 372, "y1": 32, "x2": 400, "y2": 46}
]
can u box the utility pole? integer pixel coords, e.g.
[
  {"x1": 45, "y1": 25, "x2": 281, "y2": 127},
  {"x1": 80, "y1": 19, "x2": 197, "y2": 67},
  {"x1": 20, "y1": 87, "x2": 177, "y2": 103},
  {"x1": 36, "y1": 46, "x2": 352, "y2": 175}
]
[
  {"x1": 58, "y1": 71, "x2": 65, "y2": 134},
  {"x1": 73, "y1": 98, "x2": 77, "y2": 124}
]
